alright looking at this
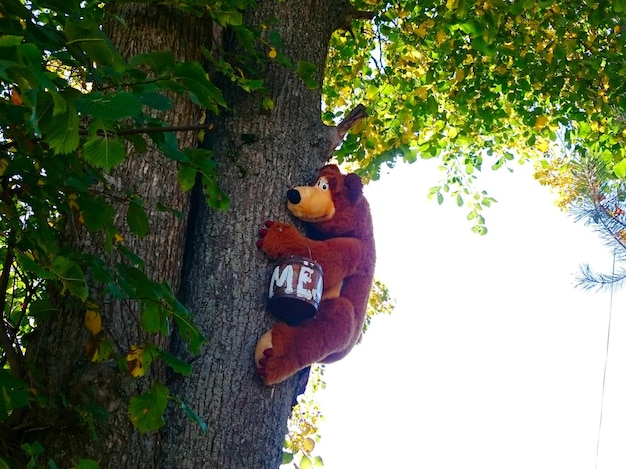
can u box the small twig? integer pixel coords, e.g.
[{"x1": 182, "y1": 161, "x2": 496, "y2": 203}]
[{"x1": 78, "y1": 122, "x2": 213, "y2": 137}]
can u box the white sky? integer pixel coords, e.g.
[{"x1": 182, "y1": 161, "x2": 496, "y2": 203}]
[{"x1": 314, "y1": 160, "x2": 626, "y2": 469}]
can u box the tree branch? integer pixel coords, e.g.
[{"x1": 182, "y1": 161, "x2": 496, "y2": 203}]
[
  {"x1": 79, "y1": 122, "x2": 214, "y2": 137},
  {"x1": 325, "y1": 104, "x2": 367, "y2": 159}
]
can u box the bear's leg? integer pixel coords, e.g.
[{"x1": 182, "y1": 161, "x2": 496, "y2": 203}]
[{"x1": 255, "y1": 297, "x2": 357, "y2": 385}]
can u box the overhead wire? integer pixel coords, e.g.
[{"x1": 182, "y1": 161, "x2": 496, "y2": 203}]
[{"x1": 594, "y1": 250, "x2": 616, "y2": 469}]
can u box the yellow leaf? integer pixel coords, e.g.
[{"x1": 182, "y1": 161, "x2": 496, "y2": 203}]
[
  {"x1": 68, "y1": 193, "x2": 79, "y2": 211},
  {"x1": 126, "y1": 345, "x2": 146, "y2": 377},
  {"x1": 436, "y1": 29, "x2": 447, "y2": 45},
  {"x1": 351, "y1": 118, "x2": 365, "y2": 134},
  {"x1": 454, "y1": 68, "x2": 465, "y2": 83},
  {"x1": 114, "y1": 233, "x2": 124, "y2": 244},
  {"x1": 0, "y1": 159, "x2": 8, "y2": 176},
  {"x1": 84, "y1": 307, "x2": 102, "y2": 335},
  {"x1": 416, "y1": 87, "x2": 428, "y2": 100},
  {"x1": 534, "y1": 115, "x2": 549, "y2": 130},
  {"x1": 268, "y1": 47, "x2": 277, "y2": 59},
  {"x1": 303, "y1": 437, "x2": 315, "y2": 453},
  {"x1": 536, "y1": 140, "x2": 549, "y2": 152},
  {"x1": 85, "y1": 337, "x2": 100, "y2": 362}
]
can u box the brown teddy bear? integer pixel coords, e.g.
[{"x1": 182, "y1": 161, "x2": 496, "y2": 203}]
[{"x1": 255, "y1": 164, "x2": 376, "y2": 385}]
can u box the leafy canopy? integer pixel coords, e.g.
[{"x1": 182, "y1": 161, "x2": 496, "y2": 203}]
[{"x1": 327, "y1": 0, "x2": 625, "y2": 233}]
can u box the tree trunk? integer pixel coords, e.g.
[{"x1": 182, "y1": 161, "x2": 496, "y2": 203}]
[
  {"x1": 22, "y1": 5, "x2": 210, "y2": 468},
  {"x1": 21, "y1": 1, "x2": 352, "y2": 468},
  {"x1": 160, "y1": 2, "x2": 349, "y2": 468}
]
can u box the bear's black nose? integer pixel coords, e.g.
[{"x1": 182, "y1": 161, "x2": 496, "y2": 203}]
[{"x1": 287, "y1": 189, "x2": 301, "y2": 204}]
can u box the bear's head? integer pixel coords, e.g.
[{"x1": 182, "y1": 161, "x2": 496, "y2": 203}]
[{"x1": 286, "y1": 165, "x2": 371, "y2": 239}]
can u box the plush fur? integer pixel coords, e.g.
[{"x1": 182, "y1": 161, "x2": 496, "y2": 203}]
[{"x1": 255, "y1": 165, "x2": 376, "y2": 385}]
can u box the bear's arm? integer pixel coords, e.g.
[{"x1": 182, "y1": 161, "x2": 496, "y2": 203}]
[{"x1": 258, "y1": 221, "x2": 367, "y2": 291}]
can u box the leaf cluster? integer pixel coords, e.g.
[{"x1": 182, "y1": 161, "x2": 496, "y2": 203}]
[
  {"x1": 545, "y1": 149, "x2": 626, "y2": 291},
  {"x1": 0, "y1": 0, "x2": 270, "y2": 460},
  {"x1": 327, "y1": 0, "x2": 626, "y2": 232}
]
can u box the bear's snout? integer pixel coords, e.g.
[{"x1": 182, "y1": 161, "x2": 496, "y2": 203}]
[{"x1": 287, "y1": 189, "x2": 301, "y2": 204}]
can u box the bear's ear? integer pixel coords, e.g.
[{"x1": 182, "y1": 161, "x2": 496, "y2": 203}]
[{"x1": 344, "y1": 173, "x2": 363, "y2": 203}]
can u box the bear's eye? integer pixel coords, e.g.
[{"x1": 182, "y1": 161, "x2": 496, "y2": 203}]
[{"x1": 316, "y1": 179, "x2": 329, "y2": 191}]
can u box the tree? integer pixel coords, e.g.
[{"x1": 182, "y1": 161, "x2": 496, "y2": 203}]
[
  {"x1": 535, "y1": 144, "x2": 626, "y2": 291},
  {"x1": 1, "y1": 1, "x2": 625, "y2": 468}
]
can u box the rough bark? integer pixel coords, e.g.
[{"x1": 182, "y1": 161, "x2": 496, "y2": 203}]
[
  {"x1": 20, "y1": 4, "x2": 209, "y2": 468},
  {"x1": 18, "y1": 1, "x2": 353, "y2": 468},
  {"x1": 160, "y1": 2, "x2": 350, "y2": 468}
]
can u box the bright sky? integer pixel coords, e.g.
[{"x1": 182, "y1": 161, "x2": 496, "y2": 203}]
[{"x1": 314, "y1": 161, "x2": 626, "y2": 469}]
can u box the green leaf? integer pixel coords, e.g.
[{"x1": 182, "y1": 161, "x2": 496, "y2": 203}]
[
  {"x1": 471, "y1": 225, "x2": 488, "y2": 235},
  {"x1": 614, "y1": 159, "x2": 626, "y2": 179},
  {"x1": 170, "y1": 61, "x2": 226, "y2": 112},
  {"x1": 129, "y1": 51, "x2": 176, "y2": 74},
  {"x1": 44, "y1": 108, "x2": 80, "y2": 154},
  {"x1": 178, "y1": 164, "x2": 197, "y2": 192},
  {"x1": 296, "y1": 60, "x2": 319, "y2": 89},
  {"x1": 50, "y1": 256, "x2": 88, "y2": 300},
  {"x1": 281, "y1": 452, "x2": 294, "y2": 465},
  {"x1": 140, "y1": 302, "x2": 164, "y2": 334},
  {"x1": 79, "y1": 196, "x2": 116, "y2": 233},
  {"x1": 212, "y1": 10, "x2": 243, "y2": 26},
  {"x1": 157, "y1": 349, "x2": 192, "y2": 376},
  {"x1": 75, "y1": 92, "x2": 142, "y2": 120},
  {"x1": 128, "y1": 383, "x2": 169, "y2": 434},
  {"x1": 300, "y1": 454, "x2": 312, "y2": 469},
  {"x1": 201, "y1": 174, "x2": 229, "y2": 211},
  {"x1": 83, "y1": 135, "x2": 126, "y2": 171},
  {"x1": 171, "y1": 299, "x2": 207, "y2": 355},
  {"x1": 0, "y1": 35, "x2": 23, "y2": 47},
  {"x1": 64, "y1": 19, "x2": 126, "y2": 72},
  {"x1": 16, "y1": 252, "x2": 55, "y2": 279},
  {"x1": 459, "y1": 21, "x2": 481, "y2": 37},
  {"x1": 0, "y1": 369, "x2": 30, "y2": 422},
  {"x1": 137, "y1": 92, "x2": 172, "y2": 111},
  {"x1": 74, "y1": 460, "x2": 99, "y2": 469},
  {"x1": 28, "y1": 297, "x2": 56, "y2": 321},
  {"x1": 127, "y1": 196, "x2": 149, "y2": 237},
  {"x1": 175, "y1": 396, "x2": 208, "y2": 434}
]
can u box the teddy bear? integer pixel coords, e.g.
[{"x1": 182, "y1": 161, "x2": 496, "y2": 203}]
[{"x1": 255, "y1": 164, "x2": 376, "y2": 385}]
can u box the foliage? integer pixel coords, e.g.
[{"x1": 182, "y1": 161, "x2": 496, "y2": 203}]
[
  {"x1": 281, "y1": 365, "x2": 326, "y2": 469},
  {"x1": 0, "y1": 0, "x2": 258, "y2": 457},
  {"x1": 536, "y1": 147, "x2": 626, "y2": 291},
  {"x1": 2, "y1": 0, "x2": 626, "y2": 465},
  {"x1": 532, "y1": 111, "x2": 626, "y2": 290},
  {"x1": 363, "y1": 278, "x2": 396, "y2": 333},
  {"x1": 326, "y1": 0, "x2": 626, "y2": 233}
]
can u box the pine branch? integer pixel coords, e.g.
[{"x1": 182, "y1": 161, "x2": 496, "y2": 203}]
[{"x1": 575, "y1": 263, "x2": 626, "y2": 292}]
